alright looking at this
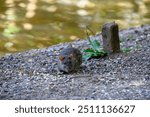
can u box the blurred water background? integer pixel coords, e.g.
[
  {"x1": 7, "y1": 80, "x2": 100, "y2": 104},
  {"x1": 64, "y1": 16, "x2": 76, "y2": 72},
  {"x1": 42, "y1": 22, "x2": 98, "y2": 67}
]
[{"x1": 0, "y1": 0, "x2": 150, "y2": 56}]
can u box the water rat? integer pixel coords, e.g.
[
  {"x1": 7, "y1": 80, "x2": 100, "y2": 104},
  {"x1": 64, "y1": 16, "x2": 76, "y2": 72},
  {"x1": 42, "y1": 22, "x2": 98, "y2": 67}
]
[{"x1": 58, "y1": 45, "x2": 82, "y2": 73}]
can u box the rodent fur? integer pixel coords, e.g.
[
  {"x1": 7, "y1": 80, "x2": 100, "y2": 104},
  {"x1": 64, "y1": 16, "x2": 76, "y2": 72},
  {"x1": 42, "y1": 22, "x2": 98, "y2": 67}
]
[{"x1": 58, "y1": 46, "x2": 82, "y2": 73}]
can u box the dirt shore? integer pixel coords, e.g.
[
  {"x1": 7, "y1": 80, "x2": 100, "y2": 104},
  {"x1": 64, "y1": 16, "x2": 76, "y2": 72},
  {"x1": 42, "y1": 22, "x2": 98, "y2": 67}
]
[{"x1": 0, "y1": 25, "x2": 150, "y2": 99}]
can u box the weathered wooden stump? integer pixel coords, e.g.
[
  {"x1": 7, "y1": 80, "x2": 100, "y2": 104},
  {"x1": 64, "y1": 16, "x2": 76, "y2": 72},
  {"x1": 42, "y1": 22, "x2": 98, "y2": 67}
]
[{"x1": 102, "y1": 22, "x2": 120, "y2": 53}]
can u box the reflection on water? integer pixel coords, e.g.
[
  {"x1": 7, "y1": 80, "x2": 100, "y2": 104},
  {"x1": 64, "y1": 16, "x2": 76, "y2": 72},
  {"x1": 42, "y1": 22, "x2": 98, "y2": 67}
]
[{"x1": 0, "y1": 0, "x2": 150, "y2": 56}]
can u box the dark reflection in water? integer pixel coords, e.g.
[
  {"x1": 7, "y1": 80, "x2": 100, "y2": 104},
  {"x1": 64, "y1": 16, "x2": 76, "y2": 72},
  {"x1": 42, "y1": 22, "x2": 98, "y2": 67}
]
[{"x1": 0, "y1": 0, "x2": 150, "y2": 56}]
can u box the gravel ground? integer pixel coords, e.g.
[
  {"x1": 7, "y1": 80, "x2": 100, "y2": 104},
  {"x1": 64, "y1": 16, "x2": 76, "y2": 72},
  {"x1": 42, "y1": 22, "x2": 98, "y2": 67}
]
[{"x1": 0, "y1": 25, "x2": 150, "y2": 100}]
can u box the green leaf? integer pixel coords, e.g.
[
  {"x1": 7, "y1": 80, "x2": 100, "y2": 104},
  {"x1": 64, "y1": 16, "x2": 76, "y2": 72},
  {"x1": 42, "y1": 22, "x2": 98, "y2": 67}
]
[
  {"x1": 89, "y1": 38, "x2": 101, "y2": 52},
  {"x1": 82, "y1": 53, "x2": 93, "y2": 61},
  {"x1": 121, "y1": 48, "x2": 132, "y2": 53},
  {"x1": 92, "y1": 39, "x2": 100, "y2": 47},
  {"x1": 93, "y1": 40, "x2": 101, "y2": 52},
  {"x1": 99, "y1": 50, "x2": 107, "y2": 54},
  {"x1": 83, "y1": 49, "x2": 95, "y2": 53}
]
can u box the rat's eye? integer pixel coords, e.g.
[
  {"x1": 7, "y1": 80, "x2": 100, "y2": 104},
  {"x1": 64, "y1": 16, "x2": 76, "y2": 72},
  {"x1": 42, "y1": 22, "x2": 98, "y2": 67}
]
[{"x1": 59, "y1": 56, "x2": 65, "y2": 61}]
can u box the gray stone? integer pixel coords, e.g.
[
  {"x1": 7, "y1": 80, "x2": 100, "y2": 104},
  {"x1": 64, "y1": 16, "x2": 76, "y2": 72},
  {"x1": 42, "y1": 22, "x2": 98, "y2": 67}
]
[{"x1": 102, "y1": 22, "x2": 120, "y2": 53}]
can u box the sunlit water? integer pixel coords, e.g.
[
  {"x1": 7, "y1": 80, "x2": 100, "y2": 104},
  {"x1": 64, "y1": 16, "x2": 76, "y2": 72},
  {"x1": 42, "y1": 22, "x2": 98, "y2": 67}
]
[{"x1": 0, "y1": 0, "x2": 150, "y2": 56}]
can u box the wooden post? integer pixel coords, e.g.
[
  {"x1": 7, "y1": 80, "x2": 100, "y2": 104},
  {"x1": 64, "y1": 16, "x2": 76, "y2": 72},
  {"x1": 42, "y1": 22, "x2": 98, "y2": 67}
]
[{"x1": 102, "y1": 22, "x2": 120, "y2": 53}]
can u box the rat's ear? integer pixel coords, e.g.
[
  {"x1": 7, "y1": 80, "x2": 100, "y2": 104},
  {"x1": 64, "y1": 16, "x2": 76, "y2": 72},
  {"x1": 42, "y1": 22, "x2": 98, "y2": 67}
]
[{"x1": 59, "y1": 56, "x2": 65, "y2": 61}]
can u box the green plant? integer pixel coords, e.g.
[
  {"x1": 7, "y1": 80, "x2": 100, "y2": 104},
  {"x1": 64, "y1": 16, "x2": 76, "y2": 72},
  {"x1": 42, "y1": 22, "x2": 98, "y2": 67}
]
[
  {"x1": 121, "y1": 47, "x2": 132, "y2": 53},
  {"x1": 83, "y1": 27, "x2": 107, "y2": 60}
]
